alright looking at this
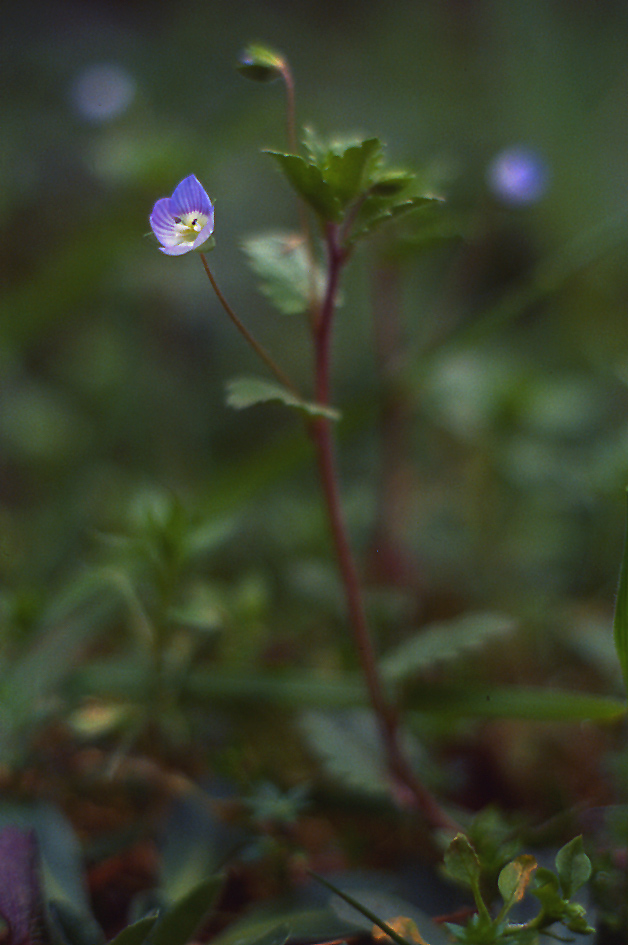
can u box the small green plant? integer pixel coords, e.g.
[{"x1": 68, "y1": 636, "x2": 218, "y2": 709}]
[{"x1": 441, "y1": 833, "x2": 594, "y2": 943}]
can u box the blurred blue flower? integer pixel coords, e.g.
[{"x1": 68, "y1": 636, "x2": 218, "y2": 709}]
[
  {"x1": 487, "y1": 147, "x2": 549, "y2": 206},
  {"x1": 71, "y1": 63, "x2": 136, "y2": 123},
  {"x1": 150, "y1": 175, "x2": 215, "y2": 256}
]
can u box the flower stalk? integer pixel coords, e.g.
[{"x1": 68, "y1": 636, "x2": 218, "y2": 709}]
[{"x1": 199, "y1": 253, "x2": 302, "y2": 399}]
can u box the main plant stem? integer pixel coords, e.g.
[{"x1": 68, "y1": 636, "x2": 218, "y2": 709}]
[{"x1": 311, "y1": 224, "x2": 458, "y2": 832}]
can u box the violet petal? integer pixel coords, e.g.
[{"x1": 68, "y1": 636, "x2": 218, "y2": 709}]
[{"x1": 170, "y1": 175, "x2": 213, "y2": 218}]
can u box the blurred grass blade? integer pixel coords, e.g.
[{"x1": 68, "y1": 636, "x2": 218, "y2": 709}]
[
  {"x1": 613, "y1": 491, "x2": 628, "y2": 697},
  {"x1": 406, "y1": 685, "x2": 626, "y2": 721},
  {"x1": 307, "y1": 872, "x2": 414, "y2": 945}
]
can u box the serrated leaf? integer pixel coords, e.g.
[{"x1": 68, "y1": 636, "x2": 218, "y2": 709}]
[
  {"x1": 266, "y1": 152, "x2": 342, "y2": 221},
  {"x1": 443, "y1": 835, "x2": 481, "y2": 890},
  {"x1": 323, "y1": 138, "x2": 383, "y2": 206},
  {"x1": 381, "y1": 612, "x2": 515, "y2": 684},
  {"x1": 299, "y1": 709, "x2": 391, "y2": 797},
  {"x1": 497, "y1": 856, "x2": 537, "y2": 912},
  {"x1": 107, "y1": 916, "x2": 158, "y2": 945},
  {"x1": 370, "y1": 170, "x2": 416, "y2": 196},
  {"x1": 555, "y1": 836, "x2": 591, "y2": 899},
  {"x1": 348, "y1": 193, "x2": 441, "y2": 244},
  {"x1": 242, "y1": 232, "x2": 324, "y2": 315},
  {"x1": 226, "y1": 376, "x2": 340, "y2": 420},
  {"x1": 302, "y1": 127, "x2": 329, "y2": 165},
  {"x1": 148, "y1": 876, "x2": 223, "y2": 945},
  {"x1": 613, "y1": 490, "x2": 628, "y2": 696}
]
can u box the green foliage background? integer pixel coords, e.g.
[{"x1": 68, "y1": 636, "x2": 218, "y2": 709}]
[{"x1": 3, "y1": 0, "x2": 628, "y2": 801}]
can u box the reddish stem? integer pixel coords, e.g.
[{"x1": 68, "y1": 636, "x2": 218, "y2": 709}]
[{"x1": 310, "y1": 225, "x2": 458, "y2": 833}]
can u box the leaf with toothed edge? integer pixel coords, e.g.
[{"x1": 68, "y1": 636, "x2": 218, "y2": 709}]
[{"x1": 226, "y1": 376, "x2": 340, "y2": 420}]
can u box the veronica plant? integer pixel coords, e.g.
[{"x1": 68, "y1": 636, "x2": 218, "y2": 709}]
[{"x1": 147, "y1": 44, "x2": 454, "y2": 834}]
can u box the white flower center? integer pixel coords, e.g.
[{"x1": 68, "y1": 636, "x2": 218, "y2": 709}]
[{"x1": 172, "y1": 211, "x2": 208, "y2": 243}]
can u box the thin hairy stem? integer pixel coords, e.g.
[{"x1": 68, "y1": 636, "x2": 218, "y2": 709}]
[
  {"x1": 310, "y1": 226, "x2": 458, "y2": 832},
  {"x1": 199, "y1": 253, "x2": 301, "y2": 398}
]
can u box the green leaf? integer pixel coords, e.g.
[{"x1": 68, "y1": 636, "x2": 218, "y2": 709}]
[
  {"x1": 381, "y1": 612, "x2": 515, "y2": 683},
  {"x1": 530, "y1": 868, "x2": 565, "y2": 916},
  {"x1": 236, "y1": 43, "x2": 285, "y2": 82},
  {"x1": 148, "y1": 876, "x2": 224, "y2": 945},
  {"x1": 299, "y1": 709, "x2": 392, "y2": 797},
  {"x1": 404, "y1": 684, "x2": 626, "y2": 722},
  {"x1": 239, "y1": 926, "x2": 291, "y2": 945},
  {"x1": 159, "y1": 796, "x2": 222, "y2": 907},
  {"x1": 369, "y1": 170, "x2": 416, "y2": 196},
  {"x1": 348, "y1": 193, "x2": 441, "y2": 244},
  {"x1": 613, "y1": 490, "x2": 628, "y2": 696},
  {"x1": 107, "y1": 916, "x2": 158, "y2": 945},
  {"x1": 497, "y1": 855, "x2": 537, "y2": 913},
  {"x1": 555, "y1": 836, "x2": 591, "y2": 899},
  {"x1": 226, "y1": 376, "x2": 340, "y2": 420},
  {"x1": 266, "y1": 152, "x2": 342, "y2": 221},
  {"x1": 443, "y1": 835, "x2": 482, "y2": 890},
  {"x1": 323, "y1": 138, "x2": 383, "y2": 206},
  {"x1": 241, "y1": 232, "x2": 324, "y2": 315},
  {"x1": 562, "y1": 902, "x2": 595, "y2": 935}
]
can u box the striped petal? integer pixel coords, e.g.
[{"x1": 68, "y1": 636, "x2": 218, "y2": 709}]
[
  {"x1": 149, "y1": 197, "x2": 180, "y2": 246},
  {"x1": 159, "y1": 242, "x2": 196, "y2": 256},
  {"x1": 170, "y1": 174, "x2": 213, "y2": 218}
]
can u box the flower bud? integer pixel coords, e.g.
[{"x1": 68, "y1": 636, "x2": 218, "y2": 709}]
[{"x1": 237, "y1": 43, "x2": 285, "y2": 82}]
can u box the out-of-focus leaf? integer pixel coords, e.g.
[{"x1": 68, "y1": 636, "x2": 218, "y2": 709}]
[
  {"x1": 300, "y1": 709, "x2": 390, "y2": 796},
  {"x1": 444, "y1": 835, "x2": 481, "y2": 891},
  {"x1": 555, "y1": 836, "x2": 591, "y2": 899},
  {"x1": 265, "y1": 152, "x2": 342, "y2": 220},
  {"x1": 148, "y1": 876, "x2": 223, "y2": 945},
  {"x1": 242, "y1": 232, "x2": 324, "y2": 315},
  {"x1": 300, "y1": 709, "x2": 423, "y2": 798},
  {"x1": 497, "y1": 855, "x2": 537, "y2": 912},
  {"x1": 211, "y1": 906, "x2": 357, "y2": 945},
  {"x1": 159, "y1": 796, "x2": 221, "y2": 907},
  {"x1": 405, "y1": 685, "x2": 626, "y2": 721},
  {"x1": 236, "y1": 924, "x2": 291, "y2": 945},
  {"x1": 226, "y1": 376, "x2": 340, "y2": 420},
  {"x1": 48, "y1": 900, "x2": 104, "y2": 945},
  {"x1": 381, "y1": 612, "x2": 515, "y2": 683},
  {"x1": 107, "y1": 916, "x2": 158, "y2": 945},
  {"x1": 0, "y1": 586, "x2": 117, "y2": 766},
  {"x1": 613, "y1": 491, "x2": 628, "y2": 696}
]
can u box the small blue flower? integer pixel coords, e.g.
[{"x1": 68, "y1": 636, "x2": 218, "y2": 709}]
[{"x1": 150, "y1": 175, "x2": 214, "y2": 255}]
